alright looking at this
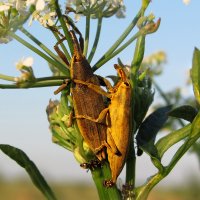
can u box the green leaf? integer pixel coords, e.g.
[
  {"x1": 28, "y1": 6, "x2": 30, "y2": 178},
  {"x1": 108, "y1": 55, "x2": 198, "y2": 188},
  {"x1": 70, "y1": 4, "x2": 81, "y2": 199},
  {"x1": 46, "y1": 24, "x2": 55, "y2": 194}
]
[
  {"x1": 191, "y1": 48, "x2": 200, "y2": 105},
  {"x1": 166, "y1": 111, "x2": 200, "y2": 172},
  {"x1": 156, "y1": 124, "x2": 191, "y2": 158},
  {"x1": 0, "y1": 144, "x2": 57, "y2": 200},
  {"x1": 136, "y1": 105, "x2": 172, "y2": 158},
  {"x1": 168, "y1": 105, "x2": 198, "y2": 123}
]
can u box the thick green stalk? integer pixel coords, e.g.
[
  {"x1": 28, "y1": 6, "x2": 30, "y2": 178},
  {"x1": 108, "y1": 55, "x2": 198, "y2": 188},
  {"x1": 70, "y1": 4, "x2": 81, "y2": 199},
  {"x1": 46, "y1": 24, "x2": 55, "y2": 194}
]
[
  {"x1": 130, "y1": 35, "x2": 145, "y2": 87},
  {"x1": 125, "y1": 35, "x2": 146, "y2": 190},
  {"x1": 19, "y1": 27, "x2": 68, "y2": 67},
  {"x1": 8, "y1": 31, "x2": 69, "y2": 76},
  {"x1": 88, "y1": 17, "x2": 103, "y2": 63},
  {"x1": 83, "y1": 14, "x2": 90, "y2": 57},
  {"x1": 91, "y1": 162, "x2": 121, "y2": 200},
  {"x1": 125, "y1": 141, "x2": 136, "y2": 187}
]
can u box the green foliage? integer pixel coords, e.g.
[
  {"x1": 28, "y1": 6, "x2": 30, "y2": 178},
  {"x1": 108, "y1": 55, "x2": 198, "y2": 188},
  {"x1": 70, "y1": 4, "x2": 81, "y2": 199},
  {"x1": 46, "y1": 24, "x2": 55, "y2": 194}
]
[
  {"x1": 191, "y1": 48, "x2": 200, "y2": 105},
  {"x1": 168, "y1": 105, "x2": 198, "y2": 123},
  {"x1": 1, "y1": 1, "x2": 200, "y2": 200},
  {"x1": 0, "y1": 145, "x2": 57, "y2": 200}
]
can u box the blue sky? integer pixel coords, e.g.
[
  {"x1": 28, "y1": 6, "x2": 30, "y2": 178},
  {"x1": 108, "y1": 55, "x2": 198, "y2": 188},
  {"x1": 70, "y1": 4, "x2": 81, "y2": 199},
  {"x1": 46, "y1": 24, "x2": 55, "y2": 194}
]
[{"x1": 0, "y1": 0, "x2": 200, "y2": 186}]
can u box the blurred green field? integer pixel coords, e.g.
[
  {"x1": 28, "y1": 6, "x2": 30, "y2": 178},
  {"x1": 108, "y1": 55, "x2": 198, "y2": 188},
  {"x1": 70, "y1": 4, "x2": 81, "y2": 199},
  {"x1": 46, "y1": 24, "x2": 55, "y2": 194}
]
[{"x1": 0, "y1": 178, "x2": 200, "y2": 200}]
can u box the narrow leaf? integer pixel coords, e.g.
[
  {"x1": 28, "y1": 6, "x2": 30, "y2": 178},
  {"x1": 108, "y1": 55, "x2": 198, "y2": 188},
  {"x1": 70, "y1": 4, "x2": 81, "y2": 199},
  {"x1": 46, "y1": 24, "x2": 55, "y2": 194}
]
[
  {"x1": 156, "y1": 124, "x2": 191, "y2": 158},
  {"x1": 191, "y1": 48, "x2": 200, "y2": 105},
  {"x1": 0, "y1": 144, "x2": 57, "y2": 200},
  {"x1": 168, "y1": 105, "x2": 198, "y2": 123}
]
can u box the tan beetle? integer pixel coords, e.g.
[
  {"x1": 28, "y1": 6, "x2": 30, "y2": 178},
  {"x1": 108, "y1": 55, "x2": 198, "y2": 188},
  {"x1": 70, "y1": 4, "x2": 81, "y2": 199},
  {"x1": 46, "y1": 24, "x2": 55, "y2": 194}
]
[
  {"x1": 74, "y1": 64, "x2": 132, "y2": 186},
  {"x1": 54, "y1": 29, "x2": 118, "y2": 161}
]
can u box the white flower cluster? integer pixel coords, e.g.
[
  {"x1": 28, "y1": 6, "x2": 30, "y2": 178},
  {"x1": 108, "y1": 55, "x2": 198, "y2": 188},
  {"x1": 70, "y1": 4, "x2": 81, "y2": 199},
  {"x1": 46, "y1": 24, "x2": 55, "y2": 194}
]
[
  {"x1": 0, "y1": 0, "x2": 30, "y2": 43},
  {"x1": 66, "y1": 0, "x2": 125, "y2": 20},
  {"x1": 0, "y1": 0, "x2": 56, "y2": 43},
  {"x1": 28, "y1": 0, "x2": 56, "y2": 27}
]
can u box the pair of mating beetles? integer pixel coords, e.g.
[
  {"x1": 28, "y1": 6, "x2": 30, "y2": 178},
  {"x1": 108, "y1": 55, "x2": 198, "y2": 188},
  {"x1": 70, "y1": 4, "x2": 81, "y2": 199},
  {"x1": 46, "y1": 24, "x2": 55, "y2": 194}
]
[{"x1": 54, "y1": 28, "x2": 132, "y2": 187}]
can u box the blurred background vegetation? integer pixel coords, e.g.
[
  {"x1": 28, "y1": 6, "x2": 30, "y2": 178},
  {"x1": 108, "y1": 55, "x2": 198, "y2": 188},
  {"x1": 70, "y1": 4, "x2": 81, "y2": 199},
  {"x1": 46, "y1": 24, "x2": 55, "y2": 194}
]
[{"x1": 0, "y1": 176, "x2": 200, "y2": 200}]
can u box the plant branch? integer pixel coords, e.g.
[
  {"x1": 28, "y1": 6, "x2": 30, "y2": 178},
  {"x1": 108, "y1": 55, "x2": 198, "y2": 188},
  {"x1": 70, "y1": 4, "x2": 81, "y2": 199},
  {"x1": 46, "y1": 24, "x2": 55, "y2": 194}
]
[
  {"x1": 88, "y1": 17, "x2": 103, "y2": 63},
  {"x1": 92, "y1": 8, "x2": 143, "y2": 71},
  {"x1": 91, "y1": 162, "x2": 121, "y2": 200},
  {"x1": 0, "y1": 79, "x2": 64, "y2": 89},
  {"x1": 55, "y1": 0, "x2": 73, "y2": 55},
  {"x1": 19, "y1": 26, "x2": 68, "y2": 67},
  {"x1": 8, "y1": 31, "x2": 69, "y2": 76},
  {"x1": 83, "y1": 13, "x2": 90, "y2": 57},
  {"x1": 0, "y1": 73, "x2": 16, "y2": 82},
  {"x1": 92, "y1": 31, "x2": 141, "y2": 71}
]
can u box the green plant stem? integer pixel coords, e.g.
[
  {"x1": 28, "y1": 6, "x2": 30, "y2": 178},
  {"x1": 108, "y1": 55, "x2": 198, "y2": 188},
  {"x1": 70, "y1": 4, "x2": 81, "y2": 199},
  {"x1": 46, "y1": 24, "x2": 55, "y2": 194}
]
[
  {"x1": 55, "y1": 0, "x2": 73, "y2": 55},
  {"x1": 135, "y1": 173, "x2": 163, "y2": 200},
  {"x1": 156, "y1": 124, "x2": 191, "y2": 158},
  {"x1": 93, "y1": 31, "x2": 141, "y2": 71},
  {"x1": 0, "y1": 79, "x2": 64, "y2": 89},
  {"x1": 91, "y1": 162, "x2": 121, "y2": 200},
  {"x1": 83, "y1": 14, "x2": 90, "y2": 57},
  {"x1": 8, "y1": 31, "x2": 69, "y2": 76},
  {"x1": 19, "y1": 27, "x2": 68, "y2": 67},
  {"x1": 88, "y1": 17, "x2": 103, "y2": 63},
  {"x1": 135, "y1": 112, "x2": 200, "y2": 200},
  {"x1": 0, "y1": 73, "x2": 15, "y2": 82},
  {"x1": 126, "y1": 141, "x2": 136, "y2": 187},
  {"x1": 93, "y1": 8, "x2": 143, "y2": 71},
  {"x1": 136, "y1": 131, "x2": 200, "y2": 200}
]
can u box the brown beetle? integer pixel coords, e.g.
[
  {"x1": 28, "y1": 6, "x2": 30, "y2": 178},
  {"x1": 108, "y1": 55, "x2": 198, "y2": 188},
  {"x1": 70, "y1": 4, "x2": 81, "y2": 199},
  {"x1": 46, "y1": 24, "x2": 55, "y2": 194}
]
[
  {"x1": 74, "y1": 64, "x2": 132, "y2": 186},
  {"x1": 54, "y1": 28, "x2": 116, "y2": 161}
]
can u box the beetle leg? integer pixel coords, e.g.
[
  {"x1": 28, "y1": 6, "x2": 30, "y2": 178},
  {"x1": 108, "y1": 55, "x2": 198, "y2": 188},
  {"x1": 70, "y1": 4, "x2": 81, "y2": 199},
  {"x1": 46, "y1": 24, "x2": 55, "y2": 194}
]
[
  {"x1": 67, "y1": 110, "x2": 74, "y2": 127},
  {"x1": 54, "y1": 79, "x2": 71, "y2": 95},
  {"x1": 63, "y1": 15, "x2": 84, "y2": 52},
  {"x1": 105, "y1": 127, "x2": 120, "y2": 155},
  {"x1": 75, "y1": 108, "x2": 109, "y2": 124},
  {"x1": 73, "y1": 79, "x2": 112, "y2": 99},
  {"x1": 54, "y1": 37, "x2": 70, "y2": 66},
  {"x1": 96, "y1": 75, "x2": 114, "y2": 92}
]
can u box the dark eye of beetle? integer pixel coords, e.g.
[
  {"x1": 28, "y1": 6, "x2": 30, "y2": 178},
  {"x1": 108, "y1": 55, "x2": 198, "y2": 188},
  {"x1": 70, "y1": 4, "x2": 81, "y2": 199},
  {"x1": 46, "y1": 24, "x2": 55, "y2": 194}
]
[{"x1": 124, "y1": 82, "x2": 130, "y2": 86}]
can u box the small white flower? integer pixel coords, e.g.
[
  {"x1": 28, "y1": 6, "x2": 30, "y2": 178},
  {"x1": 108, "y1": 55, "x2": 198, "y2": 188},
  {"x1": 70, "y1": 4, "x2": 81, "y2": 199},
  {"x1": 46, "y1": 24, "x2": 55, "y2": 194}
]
[
  {"x1": 183, "y1": 0, "x2": 191, "y2": 5},
  {"x1": 16, "y1": 57, "x2": 34, "y2": 70}
]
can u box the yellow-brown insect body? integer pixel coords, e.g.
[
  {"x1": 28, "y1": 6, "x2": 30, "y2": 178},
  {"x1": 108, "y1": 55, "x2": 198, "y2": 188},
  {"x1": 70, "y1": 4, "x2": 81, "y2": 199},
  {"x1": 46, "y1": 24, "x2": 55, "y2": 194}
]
[
  {"x1": 70, "y1": 32, "x2": 107, "y2": 160},
  {"x1": 72, "y1": 65, "x2": 132, "y2": 185},
  {"x1": 106, "y1": 66, "x2": 132, "y2": 185}
]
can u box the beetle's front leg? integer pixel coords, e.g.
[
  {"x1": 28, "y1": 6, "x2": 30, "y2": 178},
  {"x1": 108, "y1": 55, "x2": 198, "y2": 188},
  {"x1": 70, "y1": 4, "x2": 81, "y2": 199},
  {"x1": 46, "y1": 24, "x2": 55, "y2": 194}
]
[
  {"x1": 54, "y1": 79, "x2": 71, "y2": 95},
  {"x1": 73, "y1": 79, "x2": 112, "y2": 98}
]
